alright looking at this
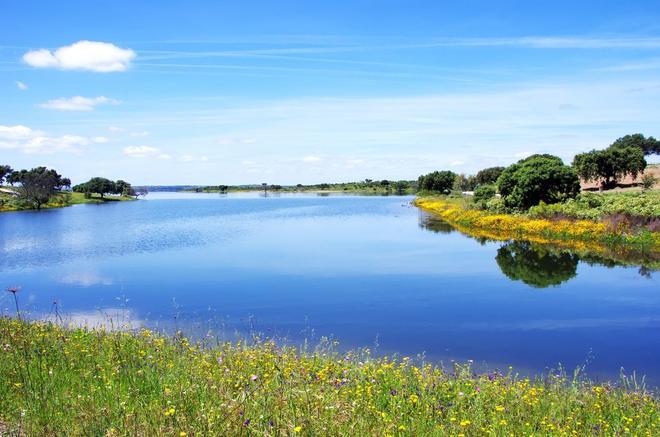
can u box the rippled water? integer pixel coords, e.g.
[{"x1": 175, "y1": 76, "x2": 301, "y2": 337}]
[{"x1": 1, "y1": 192, "x2": 658, "y2": 384}]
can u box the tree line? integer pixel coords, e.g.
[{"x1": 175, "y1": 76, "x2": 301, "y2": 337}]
[{"x1": 417, "y1": 133, "x2": 658, "y2": 210}]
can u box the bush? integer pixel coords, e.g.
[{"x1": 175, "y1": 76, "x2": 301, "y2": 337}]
[
  {"x1": 641, "y1": 174, "x2": 657, "y2": 191},
  {"x1": 473, "y1": 184, "x2": 496, "y2": 208},
  {"x1": 497, "y1": 154, "x2": 580, "y2": 210}
]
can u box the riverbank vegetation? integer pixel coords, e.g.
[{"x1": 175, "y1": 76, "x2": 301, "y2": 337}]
[
  {"x1": 0, "y1": 165, "x2": 139, "y2": 212},
  {"x1": 415, "y1": 133, "x2": 659, "y2": 259},
  {"x1": 1, "y1": 317, "x2": 658, "y2": 435}
]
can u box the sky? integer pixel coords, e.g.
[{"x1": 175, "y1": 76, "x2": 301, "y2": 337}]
[{"x1": 1, "y1": 0, "x2": 660, "y2": 185}]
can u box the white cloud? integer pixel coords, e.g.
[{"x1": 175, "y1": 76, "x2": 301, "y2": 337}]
[
  {"x1": 0, "y1": 124, "x2": 93, "y2": 154},
  {"x1": 302, "y1": 155, "x2": 322, "y2": 162},
  {"x1": 92, "y1": 136, "x2": 109, "y2": 143},
  {"x1": 108, "y1": 126, "x2": 124, "y2": 132},
  {"x1": 123, "y1": 145, "x2": 169, "y2": 158},
  {"x1": 180, "y1": 154, "x2": 208, "y2": 162},
  {"x1": 23, "y1": 40, "x2": 136, "y2": 72},
  {"x1": 16, "y1": 81, "x2": 28, "y2": 90},
  {"x1": 39, "y1": 96, "x2": 119, "y2": 111}
]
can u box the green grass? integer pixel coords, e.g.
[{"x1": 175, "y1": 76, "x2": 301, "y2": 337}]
[{"x1": 0, "y1": 317, "x2": 658, "y2": 435}]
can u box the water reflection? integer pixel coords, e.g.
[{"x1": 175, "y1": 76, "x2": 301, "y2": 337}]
[
  {"x1": 419, "y1": 212, "x2": 656, "y2": 287},
  {"x1": 496, "y1": 241, "x2": 578, "y2": 288}
]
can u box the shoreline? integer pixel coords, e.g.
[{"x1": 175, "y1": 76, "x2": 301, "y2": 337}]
[
  {"x1": 414, "y1": 197, "x2": 660, "y2": 267},
  {"x1": 0, "y1": 191, "x2": 136, "y2": 213}
]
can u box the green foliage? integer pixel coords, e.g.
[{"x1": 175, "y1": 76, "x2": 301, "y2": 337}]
[
  {"x1": 495, "y1": 241, "x2": 578, "y2": 288},
  {"x1": 473, "y1": 184, "x2": 496, "y2": 208},
  {"x1": 528, "y1": 191, "x2": 660, "y2": 220},
  {"x1": 610, "y1": 133, "x2": 660, "y2": 156},
  {"x1": 641, "y1": 174, "x2": 657, "y2": 191},
  {"x1": 11, "y1": 167, "x2": 70, "y2": 209},
  {"x1": 0, "y1": 164, "x2": 13, "y2": 184},
  {"x1": 573, "y1": 146, "x2": 646, "y2": 189},
  {"x1": 417, "y1": 170, "x2": 457, "y2": 193},
  {"x1": 74, "y1": 177, "x2": 131, "y2": 198},
  {"x1": 497, "y1": 154, "x2": 580, "y2": 210},
  {"x1": 453, "y1": 174, "x2": 477, "y2": 191},
  {"x1": 1, "y1": 318, "x2": 658, "y2": 435},
  {"x1": 475, "y1": 166, "x2": 505, "y2": 186}
]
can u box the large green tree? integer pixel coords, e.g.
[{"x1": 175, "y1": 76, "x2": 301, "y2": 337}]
[
  {"x1": 417, "y1": 170, "x2": 457, "y2": 193},
  {"x1": 497, "y1": 154, "x2": 580, "y2": 209},
  {"x1": 610, "y1": 133, "x2": 659, "y2": 156},
  {"x1": 572, "y1": 146, "x2": 646, "y2": 189},
  {"x1": 13, "y1": 167, "x2": 70, "y2": 209},
  {"x1": 73, "y1": 177, "x2": 117, "y2": 198}
]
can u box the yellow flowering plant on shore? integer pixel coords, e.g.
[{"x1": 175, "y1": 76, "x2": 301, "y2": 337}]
[{"x1": 414, "y1": 197, "x2": 660, "y2": 258}]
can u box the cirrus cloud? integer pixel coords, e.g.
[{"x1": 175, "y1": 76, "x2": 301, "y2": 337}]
[
  {"x1": 39, "y1": 96, "x2": 120, "y2": 111},
  {"x1": 23, "y1": 41, "x2": 136, "y2": 72}
]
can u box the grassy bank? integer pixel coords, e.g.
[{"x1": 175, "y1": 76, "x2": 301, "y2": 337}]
[
  {"x1": 415, "y1": 197, "x2": 660, "y2": 259},
  {"x1": 0, "y1": 190, "x2": 135, "y2": 212},
  {"x1": 0, "y1": 318, "x2": 658, "y2": 435}
]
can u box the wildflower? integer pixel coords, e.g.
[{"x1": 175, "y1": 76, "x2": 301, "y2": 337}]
[
  {"x1": 294, "y1": 425, "x2": 302, "y2": 432},
  {"x1": 251, "y1": 374, "x2": 258, "y2": 382},
  {"x1": 243, "y1": 419, "x2": 251, "y2": 426},
  {"x1": 179, "y1": 433, "x2": 187, "y2": 437},
  {"x1": 460, "y1": 420, "x2": 471, "y2": 427},
  {"x1": 495, "y1": 405, "x2": 505, "y2": 412},
  {"x1": 164, "y1": 407, "x2": 175, "y2": 417}
]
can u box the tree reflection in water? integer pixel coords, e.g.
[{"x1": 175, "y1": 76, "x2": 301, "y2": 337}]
[
  {"x1": 495, "y1": 241, "x2": 579, "y2": 288},
  {"x1": 418, "y1": 212, "x2": 656, "y2": 286}
]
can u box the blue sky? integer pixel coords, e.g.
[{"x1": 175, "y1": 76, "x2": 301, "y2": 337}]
[{"x1": 2, "y1": 0, "x2": 660, "y2": 184}]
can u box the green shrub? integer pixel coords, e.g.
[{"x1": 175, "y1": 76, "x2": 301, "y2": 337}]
[{"x1": 473, "y1": 184, "x2": 496, "y2": 208}]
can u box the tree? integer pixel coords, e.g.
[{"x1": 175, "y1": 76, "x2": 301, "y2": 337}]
[
  {"x1": 0, "y1": 165, "x2": 13, "y2": 185},
  {"x1": 610, "y1": 133, "x2": 659, "y2": 156},
  {"x1": 73, "y1": 177, "x2": 117, "y2": 198},
  {"x1": 393, "y1": 180, "x2": 410, "y2": 194},
  {"x1": 417, "y1": 170, "x2": 457, "y2": 193},
  {"x1": 573, "y1": 146, "x2": 646, "y2": 189},
  {"x1": 13, "y1": 167, "x2": 70, "y2": 209},
  {"x1": 495, "y1": 241, "x2": 578, "y2": 288},
  {"x1": 475, "y1": 166, "x2": 505, "y2": 186},
  {"x1": 115, "y1": 180, "x2": 134, "y2": 196},
  {"x1": 453, "y1": 174, "x2": 476, "y2": 191},
  {"x1": 497, "y1": 154, "x2": 580, "y2": 209}
]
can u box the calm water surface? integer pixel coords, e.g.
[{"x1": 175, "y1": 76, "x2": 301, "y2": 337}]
[{"x1": 1, "y1": 193, "x2": 658, "y2": 384}]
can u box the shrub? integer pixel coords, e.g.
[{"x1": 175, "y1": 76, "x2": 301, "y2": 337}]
[
  {"x1": 641, "y1": 173, "x2": 657, "y2": 191},
  {"x1": 473, "y1": 184, "x2": 496, "y2": 208},
  {"x1": 497, "y1": 154, "x2": 580, "y2": 210}
]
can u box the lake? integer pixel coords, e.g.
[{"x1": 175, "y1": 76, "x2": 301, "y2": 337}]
[{"x1": 1, "y1": 193, "x2": 658, "y2": 385}]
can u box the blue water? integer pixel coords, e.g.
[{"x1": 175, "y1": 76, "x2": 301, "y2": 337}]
[{"x1": 1, "y1": 193, "x2": 658, "y2": 384}]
